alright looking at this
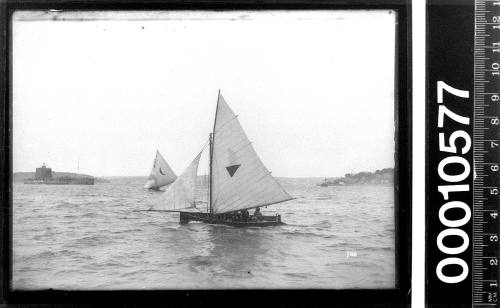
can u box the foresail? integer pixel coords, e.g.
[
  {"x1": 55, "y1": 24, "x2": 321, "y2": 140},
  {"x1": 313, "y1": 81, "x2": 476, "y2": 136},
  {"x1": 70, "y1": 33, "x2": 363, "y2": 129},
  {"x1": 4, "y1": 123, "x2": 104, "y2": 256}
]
[
  {"x1": 144, "y1": 151, "x2": 177, "y2": 189},
  {"x1": 151, "y1": 152, "x2": 202, "y2": 211},
  {"x1": 211, "y1": 93, "x2": 293, "y2": 214}
]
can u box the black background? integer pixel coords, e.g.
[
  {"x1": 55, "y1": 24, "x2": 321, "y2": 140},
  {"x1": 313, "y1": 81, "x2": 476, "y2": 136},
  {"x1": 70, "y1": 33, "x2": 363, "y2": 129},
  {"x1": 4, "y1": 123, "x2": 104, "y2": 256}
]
[{"x1": 426, "y1": 0, "x2": 474, "y2": 306}]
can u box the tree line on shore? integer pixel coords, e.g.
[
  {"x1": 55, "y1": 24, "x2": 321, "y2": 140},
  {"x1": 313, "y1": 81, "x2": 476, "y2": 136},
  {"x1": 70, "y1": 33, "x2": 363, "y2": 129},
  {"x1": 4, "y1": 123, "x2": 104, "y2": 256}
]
[{"x1": 325, "y1": 168, "x2": 394, "y2": 185}]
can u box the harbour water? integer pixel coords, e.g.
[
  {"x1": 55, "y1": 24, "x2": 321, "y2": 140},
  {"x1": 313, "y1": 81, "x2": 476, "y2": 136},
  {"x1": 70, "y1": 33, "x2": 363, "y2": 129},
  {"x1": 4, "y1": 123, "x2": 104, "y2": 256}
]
[{"x1": 12, "y1": 177, "x2": 395, "y2": 290}]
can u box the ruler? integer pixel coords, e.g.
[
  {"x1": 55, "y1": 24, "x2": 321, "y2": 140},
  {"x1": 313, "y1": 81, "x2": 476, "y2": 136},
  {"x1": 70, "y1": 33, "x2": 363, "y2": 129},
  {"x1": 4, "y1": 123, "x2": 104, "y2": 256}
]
[{"x1": 473, "y1": 0, "x2": 500, "y2": 306}]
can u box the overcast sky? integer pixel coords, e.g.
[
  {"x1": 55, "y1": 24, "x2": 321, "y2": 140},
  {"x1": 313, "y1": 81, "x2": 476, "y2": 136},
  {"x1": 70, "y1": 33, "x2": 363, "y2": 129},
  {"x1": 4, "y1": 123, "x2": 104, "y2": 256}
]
[{"x1": 12, "y1": 10, "x2": 395, "y2": 177}]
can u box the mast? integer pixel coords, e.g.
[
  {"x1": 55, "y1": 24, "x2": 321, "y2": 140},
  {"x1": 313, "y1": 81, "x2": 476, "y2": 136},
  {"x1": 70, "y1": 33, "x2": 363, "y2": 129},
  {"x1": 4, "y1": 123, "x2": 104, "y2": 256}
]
[
  {"x1": 209, "y1": 133, "x2": 213, "y2": 214},
  {"x1": 209, "y1": 90, "x2": 221, "y2": 215}
]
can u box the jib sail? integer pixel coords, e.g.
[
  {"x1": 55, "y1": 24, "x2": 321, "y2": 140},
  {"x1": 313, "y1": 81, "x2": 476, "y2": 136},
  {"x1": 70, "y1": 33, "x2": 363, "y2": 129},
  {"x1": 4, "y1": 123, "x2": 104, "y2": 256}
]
[{"x1": 152, "y1": 151, "x2": 202, "y2": 211}]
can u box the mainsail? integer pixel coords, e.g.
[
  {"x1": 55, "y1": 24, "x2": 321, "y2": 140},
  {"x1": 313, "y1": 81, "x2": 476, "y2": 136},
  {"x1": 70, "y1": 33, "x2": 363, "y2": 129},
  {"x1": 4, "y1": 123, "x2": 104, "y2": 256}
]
[
  {"x1": 210, "y1": 93, "x2": 293, "y2": 214},
  {"x1": 144, "y1": 150, "x2": 177, "y2": 189},
  {"x1": 151, "y1": 151, "x2": 202, "y2": 211}
]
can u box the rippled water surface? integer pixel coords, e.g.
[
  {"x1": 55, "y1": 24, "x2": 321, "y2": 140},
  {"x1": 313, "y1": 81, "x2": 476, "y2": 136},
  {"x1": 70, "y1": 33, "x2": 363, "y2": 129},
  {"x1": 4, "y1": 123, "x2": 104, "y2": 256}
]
[{"x1": 13, "y1": 177, "x2": 395, "y2": 289}]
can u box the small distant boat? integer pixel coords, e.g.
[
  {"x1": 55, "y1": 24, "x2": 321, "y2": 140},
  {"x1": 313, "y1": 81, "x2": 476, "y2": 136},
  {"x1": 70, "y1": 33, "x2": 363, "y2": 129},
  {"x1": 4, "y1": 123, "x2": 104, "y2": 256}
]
[
  {"x1": 148, "y1": 91, "x2": 294, "y2": 227},
  {"x1": 143, "y1": 151, "x2": 177, "y2": 190},
  {"x1": 319, "y1": 178, "x2": 328, "y2": 187}
]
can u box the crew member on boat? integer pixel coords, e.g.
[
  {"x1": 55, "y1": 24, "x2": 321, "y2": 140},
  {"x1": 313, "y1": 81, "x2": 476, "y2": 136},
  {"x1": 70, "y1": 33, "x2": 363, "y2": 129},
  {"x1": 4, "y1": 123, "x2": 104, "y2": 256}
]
[
  {"x1": 254, "y1": 207, "x2": 262, "y2": 220},
  {"x1": 241, "y1": 209, "x2": 250, "y2": 222}
]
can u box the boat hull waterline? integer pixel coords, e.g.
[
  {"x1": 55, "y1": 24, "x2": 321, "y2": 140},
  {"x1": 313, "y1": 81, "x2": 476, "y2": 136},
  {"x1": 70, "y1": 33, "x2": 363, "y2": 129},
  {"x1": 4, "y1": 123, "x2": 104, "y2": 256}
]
[{"x1": 179, "y1": 212, "x2": 284, "y2": 227}]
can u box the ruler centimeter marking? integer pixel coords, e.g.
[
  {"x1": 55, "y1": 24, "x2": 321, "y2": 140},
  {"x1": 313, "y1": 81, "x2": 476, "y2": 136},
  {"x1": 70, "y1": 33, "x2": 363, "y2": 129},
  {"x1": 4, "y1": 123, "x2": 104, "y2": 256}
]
[{"x1": 474, "y1": 0, "x2": 500, "y2": 306}]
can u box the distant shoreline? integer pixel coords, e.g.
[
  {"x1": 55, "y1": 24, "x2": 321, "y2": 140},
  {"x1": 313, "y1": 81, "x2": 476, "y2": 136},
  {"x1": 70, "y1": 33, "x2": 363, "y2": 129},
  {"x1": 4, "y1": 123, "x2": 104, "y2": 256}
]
[
  {"x1": 318, "y1": 168, "x2": 394, "y2": 186},
  {"x1": 13, "y1": 171, "x2": 394, "y2": 185},
  {"x1": 13, "y1": 173, "x2": 328, "y2": 181}
]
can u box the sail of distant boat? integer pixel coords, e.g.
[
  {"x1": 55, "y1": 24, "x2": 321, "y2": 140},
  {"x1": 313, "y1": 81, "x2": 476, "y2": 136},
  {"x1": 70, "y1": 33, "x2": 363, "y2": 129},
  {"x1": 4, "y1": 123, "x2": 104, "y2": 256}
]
[
  {"x1": 150, "y1": 151, "x2": 203, "y2": 211},
  {"x1": 209, "y1": 92, "x2": 293, "y2": 214},
  {"x1": 144, "y1": 150, "x2": 177, "y2": 190}
]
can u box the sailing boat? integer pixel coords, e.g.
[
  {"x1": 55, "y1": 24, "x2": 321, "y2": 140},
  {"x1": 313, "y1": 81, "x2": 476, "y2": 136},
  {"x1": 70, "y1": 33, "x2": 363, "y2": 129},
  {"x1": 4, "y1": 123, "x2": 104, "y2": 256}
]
[
  {"x1": 143, "y1": 150, "x2": 177, "y2": 190},
  {"x1": 149, "y1": 91, "x2": 294, "y2": 227},
  {"x1": 318, "y1": 178, "x2": 328, "y2": 187}
]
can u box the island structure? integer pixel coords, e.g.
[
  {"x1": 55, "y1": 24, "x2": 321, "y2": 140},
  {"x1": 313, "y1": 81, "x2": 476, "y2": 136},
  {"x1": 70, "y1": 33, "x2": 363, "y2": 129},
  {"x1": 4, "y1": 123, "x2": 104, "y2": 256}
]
[
  {"x1": 23, "y1": 163, "x2": 95, "y2": 185},
  {"x1": 318, "y1": 168, "x2": 394, "y2": 186}
]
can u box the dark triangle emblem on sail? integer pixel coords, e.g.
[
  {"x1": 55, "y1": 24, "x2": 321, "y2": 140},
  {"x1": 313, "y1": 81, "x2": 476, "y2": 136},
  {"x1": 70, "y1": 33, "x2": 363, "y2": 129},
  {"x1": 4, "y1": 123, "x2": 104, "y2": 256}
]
[{"x1": 226, "y1": 164, "x2": 241, "y2": 177}]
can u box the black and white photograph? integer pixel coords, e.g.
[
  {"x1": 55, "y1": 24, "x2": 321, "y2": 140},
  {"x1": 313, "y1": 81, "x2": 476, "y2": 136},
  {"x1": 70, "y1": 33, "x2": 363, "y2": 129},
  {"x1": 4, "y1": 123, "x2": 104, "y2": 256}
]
[{"x1": 11, "y1": 10, "x2": 398, "y2": 291}]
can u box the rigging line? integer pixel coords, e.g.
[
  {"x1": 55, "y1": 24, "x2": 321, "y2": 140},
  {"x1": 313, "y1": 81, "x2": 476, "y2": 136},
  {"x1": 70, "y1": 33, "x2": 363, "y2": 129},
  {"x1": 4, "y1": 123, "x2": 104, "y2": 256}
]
[
  {"x1": 134, "y1": 209, "x2": 203, "y2": 213},
  {"x1": 217, "y1": 170, "x2": 271, "y2": 194},
  {"x1": 200, "y1": 138, "x2": 210, "y2": 152},
  {"x1": 213, "y1": 115, "x2": 239, "y2": 134},
  {"x1": 216, "y1": 197, "x2": 295, "y2": 214},
  {"x1": 233, "y1": 141, "x2": 253, "y2": 154},
  {"x1": 268, "y1": 169, "x2": 293, "y2": 199},
  {"x1": 216, "y1": 140, "x2": 252, "y2": 157},
  {"x1": 215, "y1": 172, "x2": 292, "y2": 209},
  {"x1": 216, "y1": 175, "x2": 280, "y2": 209}
]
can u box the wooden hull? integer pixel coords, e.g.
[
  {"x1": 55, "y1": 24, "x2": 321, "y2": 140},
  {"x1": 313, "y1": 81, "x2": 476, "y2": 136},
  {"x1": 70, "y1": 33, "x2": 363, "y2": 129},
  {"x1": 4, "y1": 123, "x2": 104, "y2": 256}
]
[{"x1": 179, "y1": 212, "x2": 284, "y2": 227}]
